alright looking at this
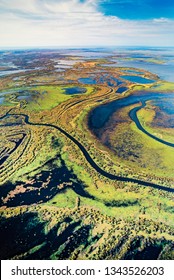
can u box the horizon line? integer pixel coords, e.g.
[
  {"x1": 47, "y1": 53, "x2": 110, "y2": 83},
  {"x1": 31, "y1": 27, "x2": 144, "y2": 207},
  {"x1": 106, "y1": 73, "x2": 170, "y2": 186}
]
[{"x1": 1, "y1": 45, "x2": 174, "y2": 51}]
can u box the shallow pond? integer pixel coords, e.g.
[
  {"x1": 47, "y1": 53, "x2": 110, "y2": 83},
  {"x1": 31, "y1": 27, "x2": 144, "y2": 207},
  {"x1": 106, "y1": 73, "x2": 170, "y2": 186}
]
[
  {"x1": 116, "y1": 87, "x2": 128, "y2": 94},
  {"x1": 63, "y1": 87, "x2": 87, "y2": 95},
  {"x1": 121, "y1": 75, "x2": 155, "y2": 84}
]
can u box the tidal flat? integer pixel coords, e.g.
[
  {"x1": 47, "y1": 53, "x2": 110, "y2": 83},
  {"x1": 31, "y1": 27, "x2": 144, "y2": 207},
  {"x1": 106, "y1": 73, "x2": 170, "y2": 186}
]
[{"x1": 0, "y1": 48, "x2": 174, "y2": 260}]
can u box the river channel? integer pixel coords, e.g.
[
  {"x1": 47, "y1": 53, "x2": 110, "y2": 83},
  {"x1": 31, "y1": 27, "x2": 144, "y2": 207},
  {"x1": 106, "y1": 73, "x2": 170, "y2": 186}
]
[{"x1": 1, "y1": 108, "x2": 173, "y2": 193}]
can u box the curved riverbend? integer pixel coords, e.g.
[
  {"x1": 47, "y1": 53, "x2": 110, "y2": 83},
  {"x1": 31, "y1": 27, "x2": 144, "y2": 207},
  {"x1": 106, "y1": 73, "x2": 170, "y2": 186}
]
[
  {"x1": 4, "y1": 112, "x2": 174, "y2": 193},
  {"x1": 129, "y1": 100, "x2": 174, "y2": 148},
  {"x1": 89, "y1": 92, "x2": 174, "y2": 148}
]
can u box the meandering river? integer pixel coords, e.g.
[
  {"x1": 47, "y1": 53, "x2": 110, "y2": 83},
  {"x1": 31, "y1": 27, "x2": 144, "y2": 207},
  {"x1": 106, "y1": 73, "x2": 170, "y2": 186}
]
[
  {"x1": 1, "y1": 109, "x2": 173, "y2": 193},
  {"x1": 88, "y1": 91, "x2": 174, "y2": 136}
]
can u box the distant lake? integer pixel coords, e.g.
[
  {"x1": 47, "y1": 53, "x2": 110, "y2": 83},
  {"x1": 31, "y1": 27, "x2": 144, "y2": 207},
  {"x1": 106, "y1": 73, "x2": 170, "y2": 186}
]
[
  {"x1": 115, "y1": 59, "x2": 174, "y2": 82},
  {"x1": 59, "y1": 49, "x2": 112, "y2": 58},
  {"x1": 99, "y1": 47, "x2": 174, "y2": 82}
]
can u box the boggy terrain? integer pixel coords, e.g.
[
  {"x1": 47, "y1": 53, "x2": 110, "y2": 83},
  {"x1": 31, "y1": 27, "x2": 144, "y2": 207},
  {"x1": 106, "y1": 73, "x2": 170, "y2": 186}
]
[{"x1": 0, "y1": 48, "x2": 174, "y2": 260}]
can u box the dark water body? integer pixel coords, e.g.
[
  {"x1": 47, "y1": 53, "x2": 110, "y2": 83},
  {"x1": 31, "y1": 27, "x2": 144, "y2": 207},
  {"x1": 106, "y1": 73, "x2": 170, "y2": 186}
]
[
  {"x1": 0, "y1": 213, "x2": 46, "y2": 259},
  {"x1": 0, "y1": 212, "x2": 79, "y2": 260},
  {"x1": 63, "y1": 87, "x2": 87, "y2": 95},
  {"x1": 88, "y1": 92, "x2": 174, "y2": 141},
  {"x1": 0, "y1": 211, "x2": 90, "y2": 260},
  {"x1": 78, "y1": 77, "x2": 97, "y2": 85},
  {"x1": 89, "y1": 91, "x2": 174, "y2": 131},
  {"x1": 116, "y1": 87, "x2": 128, "y2": 94},
  {"x1": 0, "y1": 157, "x2": 94, "y2": 207},
  {"x1": 121, "y1": 75, "x2": 155, "y2": 84},
  {"x1": 129, "y1": 100, "x2": 174, "y2": 148},
  {"x1": 1, "y1": 110, "x2": 173, "y2": 193}
]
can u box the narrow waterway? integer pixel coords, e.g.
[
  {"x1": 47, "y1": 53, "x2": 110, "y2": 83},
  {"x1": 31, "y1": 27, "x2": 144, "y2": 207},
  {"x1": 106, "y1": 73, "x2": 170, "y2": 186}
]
[
  {"x1": 129, "y1": 100, "x2": 174, "y2": 148},
  {"x1": 1, "y1": 110, "x2": 173, "y2": 193}
]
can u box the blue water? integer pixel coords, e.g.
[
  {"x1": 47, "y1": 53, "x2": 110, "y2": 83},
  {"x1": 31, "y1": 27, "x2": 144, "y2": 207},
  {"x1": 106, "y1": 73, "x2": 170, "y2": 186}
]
[
  {"x1": 121, "y1": 75, "x2": 155, "y2": 84},
  {"x1": 116, "y1": 60, "x2": 174, "y2": 82},
  {"x1": 116, "y1": 87, "x2": 128, "y2": 94},
  {"x1": 151, "y1": 99, "x2": 174, "y2": 115},
  {"x1": 79, "y1": 75, "x2": 124, "y2": 86},
  {"x1": 78, "y1": 77, "x2": 97, "y2": 85},
  {"x1": 89, "y1": 92, "x2": 174, "y2": 130},
  {"x1": 99, "y1": 47, "x2": 174, "y2": 82},
  {"x1": 63, "y1": 87, "x2": 87, "y2": 95}
]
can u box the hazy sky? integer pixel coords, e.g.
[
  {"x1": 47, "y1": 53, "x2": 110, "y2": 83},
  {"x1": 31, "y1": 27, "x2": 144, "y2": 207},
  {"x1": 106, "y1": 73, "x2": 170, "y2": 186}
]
[{"x1": 0, "y1": 0, "x2": 174, "y2": 48}]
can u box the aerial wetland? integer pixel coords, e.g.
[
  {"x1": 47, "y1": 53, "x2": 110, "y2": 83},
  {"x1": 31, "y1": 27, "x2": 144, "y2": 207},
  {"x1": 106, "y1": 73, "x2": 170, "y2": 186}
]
[{"x1": 0, "y1": 48, "x2": 174, "y2": 260}]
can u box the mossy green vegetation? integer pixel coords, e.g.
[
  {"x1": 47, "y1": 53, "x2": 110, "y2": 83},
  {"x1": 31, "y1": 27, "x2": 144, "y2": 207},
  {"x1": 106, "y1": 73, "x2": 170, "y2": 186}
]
[
  {"x1": 137, "y1": 105, "x2": 174, "y2": 145},
  {"x1": 25, "y1": 85, "x2": 94, "y2": 111},
  {"x1": 0, "y1": 49, "x2": 173, "y2": 260},
  {"x1": 152, "y1": 81, "x2": 174, "y2": 91}
]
